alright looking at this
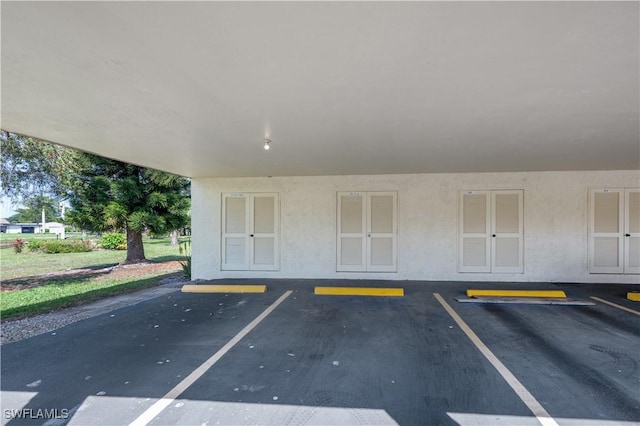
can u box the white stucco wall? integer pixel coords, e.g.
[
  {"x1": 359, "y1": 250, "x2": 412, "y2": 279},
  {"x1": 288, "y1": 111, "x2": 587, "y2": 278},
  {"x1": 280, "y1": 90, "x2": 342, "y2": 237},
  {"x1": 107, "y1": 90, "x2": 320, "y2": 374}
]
[{"x1": 192, "y1": 170, "x2": 640, "y2": 283}]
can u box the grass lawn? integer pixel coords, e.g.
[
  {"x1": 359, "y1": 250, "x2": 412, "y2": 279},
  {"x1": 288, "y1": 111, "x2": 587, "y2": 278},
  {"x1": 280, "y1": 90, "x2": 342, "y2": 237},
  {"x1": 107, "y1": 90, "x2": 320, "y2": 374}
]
[
  {"x1": 0, "y1": 272, "x2": 176, "y2": 319},
  {"x1": 0, "y1": 236, "x2": 186, "y2": 281},
  {"x1": 0, "y1": 236, "x2": 189, "y2": 320}
]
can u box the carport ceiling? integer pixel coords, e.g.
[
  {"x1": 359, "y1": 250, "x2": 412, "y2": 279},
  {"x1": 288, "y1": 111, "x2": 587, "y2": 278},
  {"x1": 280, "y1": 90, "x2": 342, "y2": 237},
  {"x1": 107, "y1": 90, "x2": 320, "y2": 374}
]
[{"x1": 2, "y1": 1, "x2": 639, "y2": 178}]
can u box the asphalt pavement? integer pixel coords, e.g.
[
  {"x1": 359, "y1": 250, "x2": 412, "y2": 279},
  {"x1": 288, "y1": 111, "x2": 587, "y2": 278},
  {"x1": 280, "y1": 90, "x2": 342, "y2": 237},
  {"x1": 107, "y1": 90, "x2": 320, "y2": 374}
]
[{"x1": 1, "y1": 280, "x2": 639, "y2": 425}]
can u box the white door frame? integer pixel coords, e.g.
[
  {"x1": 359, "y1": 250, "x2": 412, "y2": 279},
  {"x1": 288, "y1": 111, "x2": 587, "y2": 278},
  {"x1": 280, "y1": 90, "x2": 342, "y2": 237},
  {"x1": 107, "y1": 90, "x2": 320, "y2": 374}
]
[
  {"x1": 221, "y1": 193, "x2": 279, "y2": 271},
  {"x1": 337, "y1": 191, "x2": 397, "y2": 272},
  {"x1": 459, "y1": 190, "x2": 524, "y2": 273}
]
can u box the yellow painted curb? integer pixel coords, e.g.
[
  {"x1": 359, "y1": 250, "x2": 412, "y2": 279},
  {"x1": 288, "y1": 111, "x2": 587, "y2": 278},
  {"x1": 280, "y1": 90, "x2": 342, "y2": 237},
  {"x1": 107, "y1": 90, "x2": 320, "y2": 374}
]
[
  {"x1": 314, "y1": 287, "x2": 404, "y2": 297},
  {"x1": 627, "y1": 292, "x2": 640, "y2": 302},
  {"x1": 181, "y1": 285, "x2": 267, "y2": 294},
  {"x1": 466, "y1": 289, "x2": 566, "y2": 298}
]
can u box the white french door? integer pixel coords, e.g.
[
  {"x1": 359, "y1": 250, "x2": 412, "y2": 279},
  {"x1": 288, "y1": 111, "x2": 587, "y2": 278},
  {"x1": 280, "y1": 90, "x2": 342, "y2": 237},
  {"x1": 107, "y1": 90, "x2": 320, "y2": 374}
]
[
  {"x1": 589, "y1": 188, "x2": 639, "y2": 274},
  {"x1": 222, "y1": 193, "x2": 279, "y2": 271},
  {"x1": 459, "y1": 190, "x2": 524, "y2": 273},
  {"x1": 624, "y1": 189, "x2": 640, "y2": 274},
  {"x1": 337, "y1": 191, "x2": 397, "y2": 272}
]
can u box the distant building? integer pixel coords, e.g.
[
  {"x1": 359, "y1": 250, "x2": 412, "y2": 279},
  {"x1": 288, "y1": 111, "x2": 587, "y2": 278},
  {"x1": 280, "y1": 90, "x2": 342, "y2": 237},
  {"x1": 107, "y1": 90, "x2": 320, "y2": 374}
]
[
  {"x1": 2, "y1": 221, "x2": 65, "y2": 235},
  {"x1": 45, "y1": 222, "x2": 65, "y2": 235},
  {"x1": 5, "y1": 223, "x2": 42, "y2": 234}
]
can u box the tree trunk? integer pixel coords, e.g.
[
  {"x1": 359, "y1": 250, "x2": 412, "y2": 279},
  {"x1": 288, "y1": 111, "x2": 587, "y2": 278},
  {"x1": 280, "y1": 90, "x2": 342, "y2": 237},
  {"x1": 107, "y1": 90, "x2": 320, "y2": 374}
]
[
  {"x1": 170, "y1": 229, "x2": 179, "y2": 246},
  {"x1": 125, "y1": 228, "x2": 146, "y2": 263}
]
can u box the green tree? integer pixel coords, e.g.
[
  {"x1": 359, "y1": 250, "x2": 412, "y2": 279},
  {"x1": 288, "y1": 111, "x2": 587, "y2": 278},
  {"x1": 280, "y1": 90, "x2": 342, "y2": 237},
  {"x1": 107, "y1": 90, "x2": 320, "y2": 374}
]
[
  {"x1": 67, "y1": 154, "x2": 190, "y2": 263},
  {"x1": 0, "y1": 131, "x2": 78, "y2": 202},
  {"x1": 8, "y1": 195, "x2": 62, "y2": 223}
]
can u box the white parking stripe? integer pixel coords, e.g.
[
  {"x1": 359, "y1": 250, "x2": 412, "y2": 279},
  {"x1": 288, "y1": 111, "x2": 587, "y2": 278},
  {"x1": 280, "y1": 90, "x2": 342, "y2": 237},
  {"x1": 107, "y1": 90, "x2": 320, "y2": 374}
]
[
  {"x1": 129, "y1": 290, "x2": 293, "y2": 426},
  {"x1": 433, "y1": 293, "x2": 559, "y2": 426},
  {"x1": 590, "y1": 296, "x2": 640, "y2": 316}
]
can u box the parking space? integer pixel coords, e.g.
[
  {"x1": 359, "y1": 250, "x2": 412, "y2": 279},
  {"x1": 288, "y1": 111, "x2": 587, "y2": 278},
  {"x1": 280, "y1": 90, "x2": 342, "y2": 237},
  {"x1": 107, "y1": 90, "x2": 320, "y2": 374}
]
[
  {"x1": 1, "y1": 290, "x2": 287, "y2": 425},
  {"x1": 1, "y1": 280, "x2": 639, "y2": 425},
  {"x1": 442, "y1": 293, "x2": 640, "y2": 424}
]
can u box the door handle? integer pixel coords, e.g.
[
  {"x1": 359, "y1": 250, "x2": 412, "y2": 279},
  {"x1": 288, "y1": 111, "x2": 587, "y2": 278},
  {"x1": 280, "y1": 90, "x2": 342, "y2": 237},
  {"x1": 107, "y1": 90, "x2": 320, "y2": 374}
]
[
  {"x1": 492, "y1": 234, "x2": 496, "y2": 237},
  {"x1": 250, "y1": 234, "x2": 254, "y2": 237},
  {"x1": 626, "y1": 234, "x2": 631, "y2": 237}
]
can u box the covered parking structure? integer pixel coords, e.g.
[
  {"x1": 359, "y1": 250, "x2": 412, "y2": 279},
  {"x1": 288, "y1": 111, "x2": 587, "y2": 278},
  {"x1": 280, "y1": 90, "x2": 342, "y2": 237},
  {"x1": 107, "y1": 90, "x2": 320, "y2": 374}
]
[
  {"x1": 2, "y1": 4, "x2": 640, "y2": 423},
  {"x1": 2, "y1": 1, "x2": 639, "y2": 283}
]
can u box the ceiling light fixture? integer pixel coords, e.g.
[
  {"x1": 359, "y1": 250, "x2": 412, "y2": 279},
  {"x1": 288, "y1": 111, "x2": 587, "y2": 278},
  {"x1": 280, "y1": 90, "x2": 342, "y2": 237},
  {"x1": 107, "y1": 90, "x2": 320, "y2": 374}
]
[{"x1": 264, "y1": 138, "x2": 271, "y2": 150}]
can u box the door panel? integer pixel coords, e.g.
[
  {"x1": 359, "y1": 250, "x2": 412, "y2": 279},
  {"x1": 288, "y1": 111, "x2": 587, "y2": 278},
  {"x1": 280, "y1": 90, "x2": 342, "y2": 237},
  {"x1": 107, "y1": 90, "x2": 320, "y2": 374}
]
[
  {"x1": 627, "y1": 238, "x2": 640, "y2": 270},
  {"x1": 494, "y1": 193, "x2": 520, "y2": 233},
  {"x1": 253, "y1": 196, "x2": 275, "y2": 233},
  {"x1": 222, "y1": 195, "x2": 250, "y2": 270},
  {"x1": 337, "y1": 193, "x2": 366, "y2": 271},
  {"x1": 628, "y1": 191, "x2": 640, "y2": 233},
  {"x1": 224, "y1": 237, "x2": 247, "y2": 267},
  {"x1": 250, "y1": 194, "x2": 279, "y2": 271},
  {"x1": 624, "y1": 189, "x2": 640, "y2": 274},
  {"x1": 367, "y1": 192, "x2": 397, "y2": 272},
  {"x1": 593, "y1": 237, "x2": 621, "y2": 267},
  {"x1": 340, "y1": 195, "x2": 364, "y2": 233},
  {"x1": 370, "y1": 195, "x2": 394, "y2": 233},
  {"x1": 341, "y1": 237, "x2": 364, "y2": 266},
  {"x1": 253, "y1": 237, "x2": 275, "y2": 265},
  {"x1": 589, "y1": 189, "x2": 623, "y2": 274},
  {"x1": 459, "y1": 191, "x2": 491, "y2": 272},
  {"x1": 225, "y1": 197, "x2": 246, "y2": 233},
  {"x1": 594, "y1": 192, "x2": 620, "y2": 233},
  {"x1": 494, "y1": 237, "x2": 520, "y2": 267},
  {"x1": 462, "y1": 237, "x2": 488, "y2": 268},
  {"x1": 463, "y1": 194, "x2": 488, "y2": 233},
  {"x1": 492, "y1": 191, "x2": 523, "y2": 273},
  {"x1": 370, "y1": 238, "x2": 393, "y2": 266}
]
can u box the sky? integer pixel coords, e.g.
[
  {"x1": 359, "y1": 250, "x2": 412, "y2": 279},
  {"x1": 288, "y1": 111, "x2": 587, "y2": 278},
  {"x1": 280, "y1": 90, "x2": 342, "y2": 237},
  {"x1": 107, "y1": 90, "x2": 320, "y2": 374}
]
[
  {"x1": 0, "y1": 197, "x2": 70, "y2": 220},
  {"x1": 0, "y1": 197, "x2": 17, "y2": 218}
]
